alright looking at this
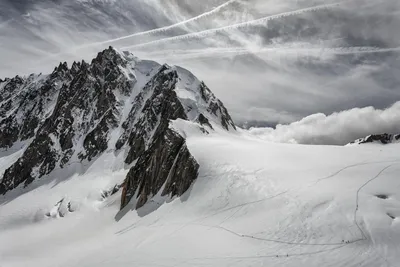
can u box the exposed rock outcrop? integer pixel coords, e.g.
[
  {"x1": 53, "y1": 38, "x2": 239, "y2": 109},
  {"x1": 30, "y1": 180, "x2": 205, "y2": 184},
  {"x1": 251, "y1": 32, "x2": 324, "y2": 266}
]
[
  {"x1": 0, "y1": 46, "x2": 236, "y2": 211},
  {"x1": 121, "y1": 128, "x2": 199, "y2": 209},
  {"x1": 0, "y1": 47, "x2": 132, "y2": 193},
  {"x1": 350, "y1": 133, "x2": 400, "y2": 145}
]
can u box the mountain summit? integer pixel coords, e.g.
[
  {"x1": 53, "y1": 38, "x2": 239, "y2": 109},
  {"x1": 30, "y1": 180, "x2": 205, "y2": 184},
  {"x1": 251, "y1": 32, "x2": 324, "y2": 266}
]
[{"x1": 0, "y1": 46, "x2": 235, "y2": 209}]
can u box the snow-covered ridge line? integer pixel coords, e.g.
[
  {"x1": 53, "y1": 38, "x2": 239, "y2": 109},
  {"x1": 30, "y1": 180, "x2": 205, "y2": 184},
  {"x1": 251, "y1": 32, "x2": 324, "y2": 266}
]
[{"x1": 0, "y1": 47, "x2": 236, "y2": 209}]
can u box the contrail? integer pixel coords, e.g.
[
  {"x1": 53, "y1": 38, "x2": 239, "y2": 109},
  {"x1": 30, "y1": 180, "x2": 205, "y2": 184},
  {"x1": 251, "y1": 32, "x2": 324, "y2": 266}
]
[
  {"x1": 147, "y1": 46, "x2": 400, "y2": 61},
  {"x1": 35, "y1": 0, "x2": 239, "y2": 63},
  {"x1": 120, "y1": 2, "x2": 343, "y2": 51},
  {"x1": 82, "y1": 0, "x2": 239, "y2": 47},
  {"x1": 326, "y1": 46, "x2": 400, "y2": 54}
]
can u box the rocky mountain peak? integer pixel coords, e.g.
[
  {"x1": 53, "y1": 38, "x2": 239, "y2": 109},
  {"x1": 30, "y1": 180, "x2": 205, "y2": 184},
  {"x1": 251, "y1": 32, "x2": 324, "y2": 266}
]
[
  {"x1": 54, "y1": 61, "x2": 69, "y2": 74},
  {"x1": 0, "y1": 47, "x2": 236, "y2": 211},
  {"x1": 350, "y1": 133, "x2": 400, "y2": 145}
]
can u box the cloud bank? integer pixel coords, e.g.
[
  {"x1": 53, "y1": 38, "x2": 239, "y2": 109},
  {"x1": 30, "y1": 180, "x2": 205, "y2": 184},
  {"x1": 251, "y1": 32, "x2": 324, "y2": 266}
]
[{"x1": 248, "y1": 101, "x2": 400, "y2": 145}]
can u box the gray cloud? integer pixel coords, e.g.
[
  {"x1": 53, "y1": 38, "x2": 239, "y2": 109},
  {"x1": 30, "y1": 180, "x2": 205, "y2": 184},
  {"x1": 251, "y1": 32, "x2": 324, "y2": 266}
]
[{"x1": 0, "y1": 0, "x2": 399, "y2": 128}]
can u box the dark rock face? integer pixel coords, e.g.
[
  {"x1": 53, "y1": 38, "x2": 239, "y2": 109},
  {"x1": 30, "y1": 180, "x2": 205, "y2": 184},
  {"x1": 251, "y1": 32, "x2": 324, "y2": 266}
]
[
  {"x1": 118, "y1": 65, "x2": 236, "y2": 210},
  {"x1": 0, "y1": 47, "x2": 133, "y2": 194},
  {"x1": 0, "y1": 46, "x2": 235, "y2": 211},
  {"x1": 1, "y1": 135, "x2": 58, "y2": 193},
  {"x1": 351, "y1": 133, "x2": 400, "y2": 145},
  {"x1": 121, "y1": 128, "x2": 199, "y2": 209},
  {"x1": 196, "y1": 113, "x2": 214, "y2": 130},
  {"x1": 199, "y1": 81, "x2": 236, "y2": 131},
  {"x1": 101, "y1": 184, "x2": 123, "y2": 199},
  {"x1": 119, "y1": 65, "x2": 188, "y2": 165},
  {"x1": 0, "y1": 71, "x2": 69, "y2": 149}
]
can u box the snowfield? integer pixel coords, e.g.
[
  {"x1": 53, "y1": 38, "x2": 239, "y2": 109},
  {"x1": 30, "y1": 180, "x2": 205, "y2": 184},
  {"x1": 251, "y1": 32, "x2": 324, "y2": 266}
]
[{"x1": 1, "y1": 121, "x2": 400, "y2": 267}]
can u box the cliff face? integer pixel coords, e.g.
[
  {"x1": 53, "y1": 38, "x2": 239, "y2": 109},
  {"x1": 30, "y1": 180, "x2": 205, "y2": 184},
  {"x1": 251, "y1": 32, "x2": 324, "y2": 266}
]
[
  {"x1": 121, "y1": 128, "x2": 199, "y2": 209},
  {"x1": 0, "y1": 47, "x2": 236, "y2": 210}
]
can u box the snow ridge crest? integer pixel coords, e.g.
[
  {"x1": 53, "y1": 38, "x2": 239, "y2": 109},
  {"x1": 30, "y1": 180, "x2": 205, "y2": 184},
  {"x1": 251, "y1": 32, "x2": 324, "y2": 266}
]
[{"x1": 0, "y1": 47, "x2": 236, "y2": 209}]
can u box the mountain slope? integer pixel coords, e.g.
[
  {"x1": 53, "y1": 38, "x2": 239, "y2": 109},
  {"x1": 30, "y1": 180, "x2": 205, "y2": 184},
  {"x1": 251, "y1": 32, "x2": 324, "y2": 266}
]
[
  {"x1": 0, "y1": 123, "x2": 399, "y2": 267},
  {"x1": 0, "y1": 47, "x2": 235, "y2": 210}
]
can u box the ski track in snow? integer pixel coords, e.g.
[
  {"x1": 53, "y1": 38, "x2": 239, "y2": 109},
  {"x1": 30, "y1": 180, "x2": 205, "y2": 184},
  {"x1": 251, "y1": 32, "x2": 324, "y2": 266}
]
[
  {"x1": 149, "y1": 161, "x2": 398, "y2": 265},
  {"x1": 2, "y1": 127, "x2": 400, "y2": 266},
  {"x1": 353, "y1": 164, "x2": 394, "y2": 240},
  {"x1": 115, "y1": 159, "x2": 400, "y2": 257},
  {"x1": 120, "y1": 2, "x2": 344, "y2": 50},
  {"x1": 189, "y1": 162, "x2": 397, "y2": 248},
  {"x1": 186, "y1": 243, "x2": 348, "y2": 260},
  {"x1": 314, "y1": 159, "x2": 400, "y2": 184},
  {"x1": 352, "y1": 164, "x2": 396, "y2": 267}
]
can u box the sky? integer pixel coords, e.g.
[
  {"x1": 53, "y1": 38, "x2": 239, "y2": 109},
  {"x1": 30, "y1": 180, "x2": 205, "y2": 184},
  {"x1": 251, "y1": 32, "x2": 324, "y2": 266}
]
[{"x1": 0, "y1": 0, "x2": 399, "y2": 142}]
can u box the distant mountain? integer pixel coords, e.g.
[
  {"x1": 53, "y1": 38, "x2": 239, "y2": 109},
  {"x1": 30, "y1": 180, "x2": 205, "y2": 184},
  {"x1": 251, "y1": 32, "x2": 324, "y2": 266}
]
[
  {"x1": 349, "y1": 133, "x2": 400, "y2": 145},
  {"x1": 0, "y1": 46, "x2": 235, "y2": 210}
]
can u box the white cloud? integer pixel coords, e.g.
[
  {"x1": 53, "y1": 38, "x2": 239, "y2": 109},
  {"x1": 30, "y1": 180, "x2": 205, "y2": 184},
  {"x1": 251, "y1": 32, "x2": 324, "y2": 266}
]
[{"x1": 248, "y1": 101, "x2": 400, "y2": 145}]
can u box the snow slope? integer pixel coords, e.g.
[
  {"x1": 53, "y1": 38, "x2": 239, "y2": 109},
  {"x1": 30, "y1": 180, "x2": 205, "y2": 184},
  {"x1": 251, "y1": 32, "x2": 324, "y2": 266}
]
[{"x1": 1, "y1": 121, "x2": 400, "y2": 267}]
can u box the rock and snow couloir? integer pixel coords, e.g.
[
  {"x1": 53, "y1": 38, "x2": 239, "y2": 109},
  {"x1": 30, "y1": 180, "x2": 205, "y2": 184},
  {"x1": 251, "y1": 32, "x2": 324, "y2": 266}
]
[{"x1": 0, "y1": 46, "x2": 236, "y2": 210}]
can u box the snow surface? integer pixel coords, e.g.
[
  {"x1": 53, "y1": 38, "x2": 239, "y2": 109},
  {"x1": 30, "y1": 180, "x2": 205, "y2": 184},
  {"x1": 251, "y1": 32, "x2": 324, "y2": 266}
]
[{"x1": 1, "y1": 121, "x2": 400, "y2": 267}]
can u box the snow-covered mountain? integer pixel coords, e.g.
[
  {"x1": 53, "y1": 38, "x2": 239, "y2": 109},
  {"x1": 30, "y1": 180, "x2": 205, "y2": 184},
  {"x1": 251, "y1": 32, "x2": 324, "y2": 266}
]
[
  {"x1": 350, "y1": 133, "x2": 400, "y2": 145},
  {"x1": 0, "y1": 46, "x2": 235, "y2": 209},
  {"x1": 1, "y1": 47, "x2": 400, "y2": 267}
]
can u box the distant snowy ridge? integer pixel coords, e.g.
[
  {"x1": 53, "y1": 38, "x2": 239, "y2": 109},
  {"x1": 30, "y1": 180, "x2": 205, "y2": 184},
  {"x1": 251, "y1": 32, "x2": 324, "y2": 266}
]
[
  {"x1": 0, "y1": 46, "x2": 235, "y2": 211},
  {"x1": 349, "y1": 133, "x2": 400, "y2": 145}
]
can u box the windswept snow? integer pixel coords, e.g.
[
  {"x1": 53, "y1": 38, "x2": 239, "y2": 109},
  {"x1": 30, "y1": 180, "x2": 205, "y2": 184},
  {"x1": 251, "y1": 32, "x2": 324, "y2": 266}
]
[{"x1": 1, "y1": 121, "x2": 400, "y2": 267}]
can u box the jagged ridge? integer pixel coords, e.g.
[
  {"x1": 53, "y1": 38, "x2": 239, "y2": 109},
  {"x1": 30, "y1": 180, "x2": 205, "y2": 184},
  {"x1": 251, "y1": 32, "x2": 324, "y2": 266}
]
[
  {"x1": 0, "y1": 47, "x2": 236, "y2": 211},
  {"x1": 350, "y1": 133, "x2": 400, "y2": 145}
]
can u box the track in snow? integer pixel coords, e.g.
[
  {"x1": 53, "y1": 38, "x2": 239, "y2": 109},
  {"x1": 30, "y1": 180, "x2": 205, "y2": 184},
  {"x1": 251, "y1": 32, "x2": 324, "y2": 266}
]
[
  {"x1": 315, "y1": 159, "x2": 400, "y2": 185},
  {"x1": 165, "y1": 162, "x2": 398, "y2": 265},
  {"x1": 115, "y1": 160, "x2": 400, "y2": 255},
  {"x1": 189, "y1": 243, "x2": 348, "y2": 260},
  {"x1": 174, "y1": 161, "x2": 399, "y2": 250},
  {"x1": 353, "y1": 164, "x2": 394, "y2": 240}
]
